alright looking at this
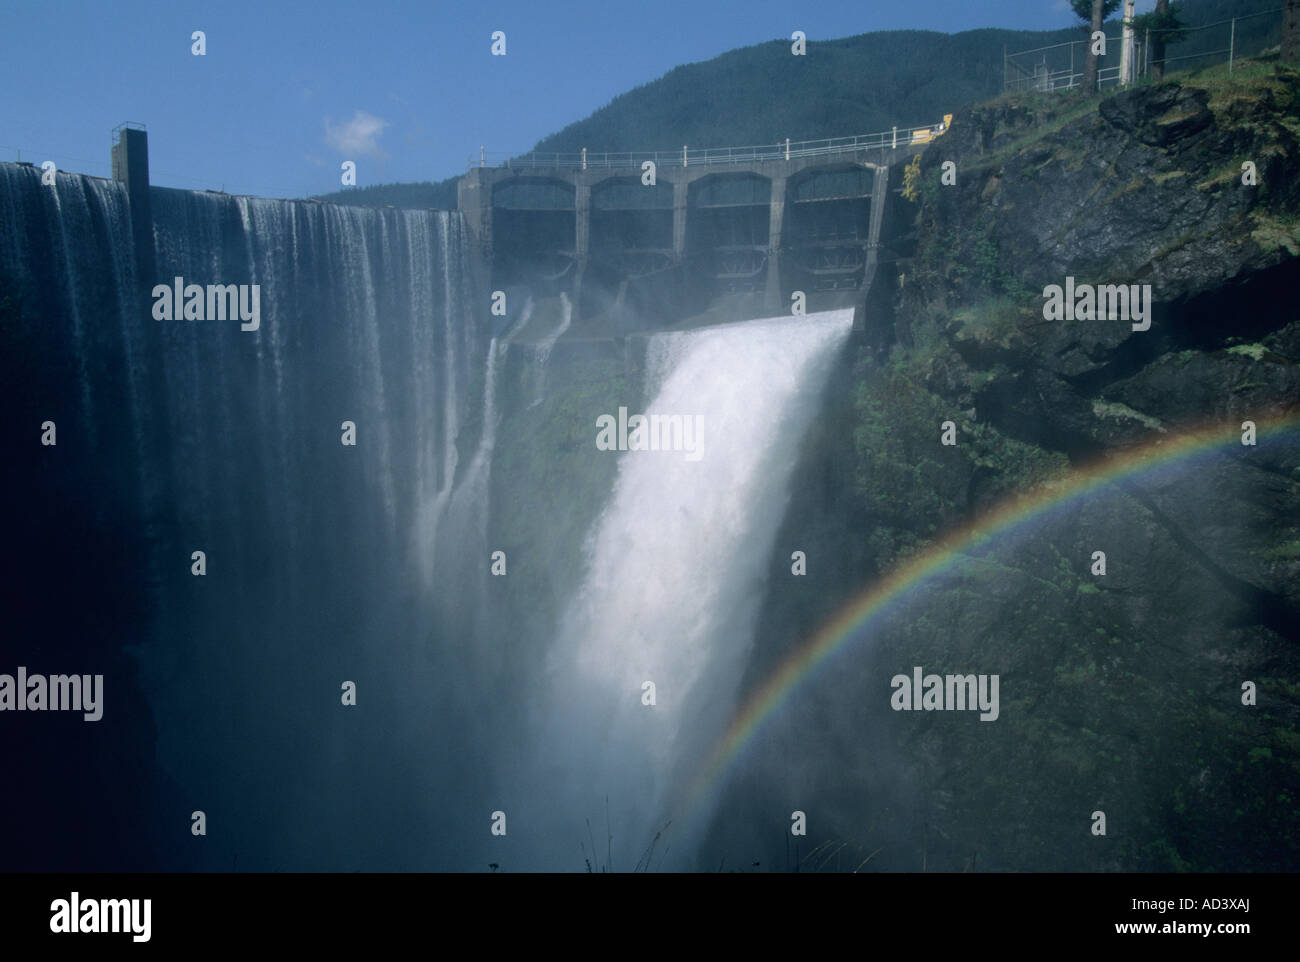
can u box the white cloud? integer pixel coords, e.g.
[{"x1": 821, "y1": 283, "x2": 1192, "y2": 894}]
[{"x1": 323, "y1": 111, "x2": 390, "y2": 158}]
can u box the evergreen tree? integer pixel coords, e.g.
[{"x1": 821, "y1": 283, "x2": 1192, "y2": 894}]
[
  {"x1": 1072, "y1": 0, "x2": 1122, "y2": 92},
  {"x1": 1134, "y1": 1, "x2": 1187, "y2": 81}
]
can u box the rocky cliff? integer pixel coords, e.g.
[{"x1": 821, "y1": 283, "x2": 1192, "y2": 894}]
[{"x1": 709, "y1": 58, "x2": 1300, "y2": 872}]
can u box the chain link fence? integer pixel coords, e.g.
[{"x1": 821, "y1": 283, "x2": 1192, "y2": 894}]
[{"x1": 1005, "y1": 6, "x2": 1285, "y2": 93}]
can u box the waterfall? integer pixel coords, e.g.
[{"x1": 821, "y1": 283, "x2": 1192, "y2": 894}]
[
  {"x1": 457, "y1": 338, "x2": 502, "y2": 535},
  {"x1": 142, "y1": 187, "x2": 487, "y2": 869},
  {"x1": 506, "y1": 309, "x2": 854, "y2": 871},
  {"x1": 503, "y1": 295, "x2": 535, "y2": 342},
  {"x1": 0, "y1": 166, "x2": 144, "y2": 462},
  {"x1": 436, "y1": 336, "x2": 502, "y2": 615},
  {"x1": 529, "y1": 291, "x2": 572, "y2": 406},
  {"x1": 2, "y1": 161, "x2": 859, "y2": 871},
  {"x1": 1, "y1": 165, "x2": 491, "y2": 869}
]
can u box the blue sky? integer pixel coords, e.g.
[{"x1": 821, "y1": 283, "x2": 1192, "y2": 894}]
[{"x1": 0, "y1": 0, "x2": 1149, "y2": 198}]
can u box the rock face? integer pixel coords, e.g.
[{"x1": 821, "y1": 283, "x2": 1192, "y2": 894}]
[
  {"x1": 898, "y1": 64, "x2": 1300, "y2": 600},
  {"x1": 707, "y1": 63, "x2": 1300, "y2": 872},
  {"x1": 917, "y1": 76, "x2": 1300, "y2": 304}
]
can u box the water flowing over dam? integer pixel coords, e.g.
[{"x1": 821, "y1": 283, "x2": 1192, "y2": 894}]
[
  {"x1": 502, "y1": 311, "x2": 853, "y2": 870},
  {"x1": 9, "y1": 6, "x2": 1300, "y2": 889},
  {"x1": 1, "y1": 161, "x2": 854, "y2": 870}
]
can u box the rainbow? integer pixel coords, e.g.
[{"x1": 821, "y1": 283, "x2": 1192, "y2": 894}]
[{"x1": 679, "y1": 412, "x2": 1300, "y2": 824}]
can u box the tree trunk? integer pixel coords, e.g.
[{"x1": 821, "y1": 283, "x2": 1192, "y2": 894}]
[
  {"x1": 1082, "y1": 0, "x2": 1106, "y2": 93},
  {"x1": 1285, "y1": 0, "x2": 1300, "y2": 64},
  {"x1": 1152, "y1": 0, "x2": 1169, "y2": 82}
]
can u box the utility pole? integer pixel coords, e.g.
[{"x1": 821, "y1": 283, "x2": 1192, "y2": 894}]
[{"x1": 1120, "y1": 0, "x2": 1136, "y2": 86}]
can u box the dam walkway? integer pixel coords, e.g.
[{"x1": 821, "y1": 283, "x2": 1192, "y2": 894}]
[{"x1": 467, "y1": 120, "x2": 951, "y2": 170}]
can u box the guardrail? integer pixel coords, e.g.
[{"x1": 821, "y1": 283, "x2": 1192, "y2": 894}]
[
  {"x1": 467, "y1": 121, "x2": 948, "y2": 170},
  {"x1": 1004, "y1": 57, "x2": 1138, "y2": 93}
]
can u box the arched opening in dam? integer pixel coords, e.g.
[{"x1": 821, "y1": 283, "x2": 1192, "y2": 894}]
[
  {"x1": 783, "y1": 164, "x2": 876, "y2": 293},
  {"x1": 686, "y1": 172, "x2": 771, "y2": 297},
  {"x1": 491, "y1": 177, "x2": 576, "y2": 289},
  {"x1": 589, "y1": 177, "x2": 674, "y2": 278}
]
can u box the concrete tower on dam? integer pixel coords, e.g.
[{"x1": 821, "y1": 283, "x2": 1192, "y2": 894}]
[
  {"x1": 457, "y1": 124, "x2": 946, "y2": 339},
  {"x1": 110, "y1": 123, "x2": 155, "y2": 293}
]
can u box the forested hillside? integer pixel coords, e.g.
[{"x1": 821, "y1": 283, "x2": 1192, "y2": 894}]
[{"x1": 312, "y1": 0, "x2": 1281, "y2": 209}]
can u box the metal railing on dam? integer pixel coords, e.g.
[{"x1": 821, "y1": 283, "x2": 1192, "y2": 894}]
[{"x1": 467, "y1": 121, "x2": 949, "y2": 170}]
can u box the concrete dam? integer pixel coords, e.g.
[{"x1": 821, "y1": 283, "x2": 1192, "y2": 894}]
[
  {"x1": 102, "y1": 120, "x2": 948, "y2": 360},
  {"x1": 3, "y1": 119, "x2": 940, "y2": 871},
  {"x1": 459, "y1": 123, "x2": 949, "y2": 343}
]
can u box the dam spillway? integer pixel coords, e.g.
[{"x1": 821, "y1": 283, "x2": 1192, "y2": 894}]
[{"x1": 458, "y1": 149, "x2": 918, "y2": 335}]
